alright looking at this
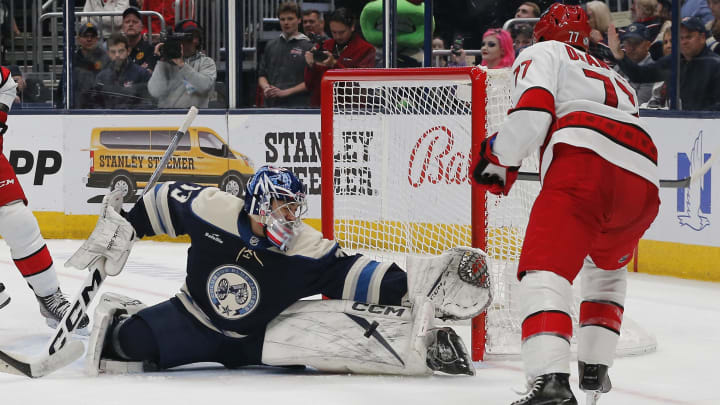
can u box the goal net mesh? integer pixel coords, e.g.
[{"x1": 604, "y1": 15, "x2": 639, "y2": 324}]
[{"x1": 324, "y1": 67, "x2": 656, "y2": 359}]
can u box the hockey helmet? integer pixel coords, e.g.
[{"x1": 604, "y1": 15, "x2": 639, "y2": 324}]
[
  {"x1": 244, "y1": 166, "x2": 307, "y2": 225},
  {"x1": 533, "y1": 3, "x2": 591, "y2": 51}
]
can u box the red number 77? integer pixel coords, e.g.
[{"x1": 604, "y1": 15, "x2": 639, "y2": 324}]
[
  {"x1": 583, "y1": 68, "x2": 636, "y2": 108},
  {"x1": 513, "y1": 60, "x2": 532, "y2": 86}
]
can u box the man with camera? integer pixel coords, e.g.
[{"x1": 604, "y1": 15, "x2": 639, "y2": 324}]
[
  {"x1": 304, "y1": 8, "x2": 375, "y2": 107},
  {"x1": 258, "y1": 2, "x2": 313, "y2": 107},
  {"x1": 147, "y1": 19, "x2": 216, "y2": 108}
]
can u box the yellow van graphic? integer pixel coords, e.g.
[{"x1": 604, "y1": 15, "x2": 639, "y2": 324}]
[{"x1": 86, "y1": 126, "x2": 254, "y2": 202}]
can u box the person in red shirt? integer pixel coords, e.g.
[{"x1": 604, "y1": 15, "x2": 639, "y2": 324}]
[
  {"x1": 304, "y1": 8, "x2": 375, "y2": 107},
  {"x1": 143, "y1": 0, "x2": 194, "y2": 35}
]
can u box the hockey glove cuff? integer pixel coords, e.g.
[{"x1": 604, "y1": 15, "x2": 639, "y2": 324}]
[{"x1": 472, "y1": 134, "x2": 519, "y2": 196}]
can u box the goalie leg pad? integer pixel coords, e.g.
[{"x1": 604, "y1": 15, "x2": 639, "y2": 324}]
[
  {"x1": 405, "y1": 247, "x2": 492, "y2": 320},
  {"x1": 85, "y1": 292, "x2": 147, "y2": 376}
]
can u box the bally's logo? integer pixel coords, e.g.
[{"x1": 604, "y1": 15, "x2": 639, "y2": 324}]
[
  {"x1": 677, "y1": 131, "x2": 711, "y2": 231},
  {"x1": 207, "y1": 265, "x2": 260, "y2": 320}
]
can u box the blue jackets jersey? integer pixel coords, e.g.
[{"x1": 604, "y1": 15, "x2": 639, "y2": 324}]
[{"x1": 126, "y1": 182, "x2": 408, "y2": 337}]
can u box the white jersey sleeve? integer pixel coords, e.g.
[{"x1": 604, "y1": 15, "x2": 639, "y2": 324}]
[
  {"x1": 493, "y1": 41, "x2": 658, "y2": 186},
  {"x1": 0, "y1": 67, "x2": 17, "y2": 109}
]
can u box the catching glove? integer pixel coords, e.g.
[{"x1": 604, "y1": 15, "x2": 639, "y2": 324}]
[{"x1": 472, "y1": 134, "x2": 519, "y2": 196}]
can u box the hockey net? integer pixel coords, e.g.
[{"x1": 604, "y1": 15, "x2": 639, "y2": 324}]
[{"x1": 320, "y1": 67, "x2": 656, "y2": 361}]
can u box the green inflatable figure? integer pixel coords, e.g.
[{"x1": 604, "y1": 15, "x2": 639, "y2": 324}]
[{"x1": 359, "y1": 0, "x2": 434, "y2": 67}]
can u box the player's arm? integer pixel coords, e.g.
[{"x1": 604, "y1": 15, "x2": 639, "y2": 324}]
[
  {"x1": 125, "y1": 181, "x2": 198, "y2": 238},
  {"x1": 0, "y1": 66, "x2": 18, "y2": 134},
  {"x1": 473, "y1": 44, "x2": 558, "y2": 195}
]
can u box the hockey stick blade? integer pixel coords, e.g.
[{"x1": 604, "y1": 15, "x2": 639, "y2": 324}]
[{"x1": 0, "y1": 340, "x2": 84, "y2": 378}]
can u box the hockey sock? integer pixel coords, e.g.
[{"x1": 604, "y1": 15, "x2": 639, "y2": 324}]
[{"x1": 0, "y1": 201, "x2": 60, "y2": 297}]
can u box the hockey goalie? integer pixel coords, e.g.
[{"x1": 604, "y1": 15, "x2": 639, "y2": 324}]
[{"x1": 67, "y1": 165, "x2": 492, "y2": 376}]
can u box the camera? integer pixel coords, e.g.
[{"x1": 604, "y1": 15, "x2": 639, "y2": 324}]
[
  {"x1": 159, "y1": 30, "x2": 194, "y2": 60},
  {"x1": 308, "y1": 33, "x2": 328, "y2": 62},
  {"x1": 451, "y1": 35, "x2": 464, "y2": 56}
]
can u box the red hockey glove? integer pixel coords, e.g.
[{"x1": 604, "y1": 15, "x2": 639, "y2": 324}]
[
  {"x1": 472, "y1": 133, "x2": 519, "y2": 196},
  {"x1": 0, "y1": 110, "x2": 7, "y2": 135}
]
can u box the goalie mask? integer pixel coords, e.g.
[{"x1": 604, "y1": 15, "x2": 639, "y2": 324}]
[
  {"x1": 533, "y1": 3, "x2": 591, "y2": 51},
  {"x1": 244, "y1": 166, "x2": 307, "y2": 228}
]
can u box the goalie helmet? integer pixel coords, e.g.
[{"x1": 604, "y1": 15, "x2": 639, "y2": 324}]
[
  {"x1": 244, "y1": 165, "x2": 307, "y2": 226},
  {"x1": 533, "y1": 3, "x2": 591, "y2": 51}
]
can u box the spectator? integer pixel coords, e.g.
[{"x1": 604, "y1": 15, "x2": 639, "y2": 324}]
[
  {"x1": 615, "y1": 23, "x2": 658, "y2": 105},
  {"x1": 608, "y1": 16, "x2": 720, "y2": 110},
  {"x1": 512, "y1": 23, "x2": 534, "y2": 56},
  {"x1": 645, "y1": 28, "x2": 673, "y2": 108},
  {"x1": 707, "y1": 0, "x2": 720, "y2": 54},
  {"x1": 304, "y1": 8, "x2": 375, "y2": 107},
  {"x1": 649, "y1": 0, "x2": 673, "y2": 59},
  {"x1": 148, "y1": 19, "x2": 216, "y2": 108},
  {"x1": 631, "y1": 0, "x2": 663, "y2": 41},
  {"x1": 682, "y1": 0, "x2": 713, "y2": 25},
  {"x1": 257, "y1": 2, "x2": 313, "y2": 108},
  {"x1": 95, "y1": 34, "x2": 152, "y2": 108},
  {"x1": 9, "y1": 65, "x2": 49, "y2": 105},
  {"x1": 431, "y1": 36, "x2": 447, "y2": 67},
  {"x1": 586, "y1": 1, "x2": 612, "y2": 44},
  {"x1": 515, "y1": 2, "x2": 541, "y2": 19},
  {"x1": 73, "y1": 22, "x2": 110, "y2": 108},
  {"x1": 447, "y1": 35, "x2": 468, "y2": 67},
  {"x1": 83, "y1": 0, "x2": 130, "y2": 37},
  {"x1": 302, "y1": 9, "x2": 327, "y2": 42},
  {"x1": 143, "y1": 0, "x2": 194, "y2": 36},
  {"x1": 122, "y1": 7, "x2": 157, "y2": 71},
  {"x1": 478, "y1": 28, "x2": 514, "y2": 69}
]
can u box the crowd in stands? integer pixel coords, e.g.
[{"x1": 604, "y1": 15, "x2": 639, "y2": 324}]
[{"x1": 0, "y1": 1, "x2": 719, "y2": 111}]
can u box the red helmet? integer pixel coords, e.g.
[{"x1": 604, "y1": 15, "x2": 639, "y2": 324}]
[{"x1": 533, "y1": 3, "x2": 591, "y2": 51}]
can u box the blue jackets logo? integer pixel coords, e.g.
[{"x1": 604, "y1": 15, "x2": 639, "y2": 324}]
[
  {"x1": 207, "y1": 265, "x2": 260, "y2": 319},
  {"x1": 677, "y1": 131, "x2": 711, "y2": 231}
]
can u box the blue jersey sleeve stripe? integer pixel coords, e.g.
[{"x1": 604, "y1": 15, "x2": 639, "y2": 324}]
[
  {"x1": 153, "y1": 184, "x2": 169, "y2": 235},
  {"x1": 353, "y1": 261, "x2": 379, "y2": 302}
]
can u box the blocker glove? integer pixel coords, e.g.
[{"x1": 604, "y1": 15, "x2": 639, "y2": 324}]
[{"x1": 472, "y1": 133, "x2": 520, "y2": 196}]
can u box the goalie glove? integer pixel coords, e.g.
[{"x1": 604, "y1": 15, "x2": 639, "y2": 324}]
[
  {"x1": 65, "y1": 190, "x2": 135, "y2": 276},
  {"x1": 472, "y1": 133, "x2": 520, "y2": 196}
]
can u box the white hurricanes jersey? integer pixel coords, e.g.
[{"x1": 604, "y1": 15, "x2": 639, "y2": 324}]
[
  {"x1": 492, "y1": 40, "x2": 658, "y2": 186},
  {"x1": 0, "y1": 66, "x2": 17, "y2": 109}
]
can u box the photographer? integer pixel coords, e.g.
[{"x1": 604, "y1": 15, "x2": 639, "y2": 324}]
[
  {"x1": 257, "y1": 2, "x2": 313, "y2": 107},
  {"x1": 448, "y1": 35, "x2": 467, "y2": 67},
  {"x1": 304, "y1": 8, "x2": 375, "y2": 107},
  {"x1": 147, "y1": 19, "x2": 216, "y2": 108}
]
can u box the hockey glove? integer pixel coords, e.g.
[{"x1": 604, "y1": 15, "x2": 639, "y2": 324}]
[
  {"x1": 0, "y1": 110, "x2": 8, "y2": 135},
  {"x1": 65, "y1": 190, "x2": 135, "y2": 276},
  {"x1": 472, "y1": 134, "x2": 519, "y2": 196},
  {"x1": 264, "y1": 210, "x2": 298, "y2": 252}
]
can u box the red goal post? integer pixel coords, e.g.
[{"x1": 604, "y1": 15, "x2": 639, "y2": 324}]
[{"x1": 319, "y1": 67, "x2": 656, "y2": 362}]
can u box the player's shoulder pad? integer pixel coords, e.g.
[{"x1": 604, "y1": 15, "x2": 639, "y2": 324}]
[
  {"x1": 284, "y1": 222, "x2": 339, "y2": 259},
  {"x1": 190, "y1": 187, "x2": 245, "y2": 236}
]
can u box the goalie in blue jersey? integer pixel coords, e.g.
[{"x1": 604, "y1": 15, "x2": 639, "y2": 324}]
[{"x1": 71, "y1": 165, "x2": 492, "y2": 376}]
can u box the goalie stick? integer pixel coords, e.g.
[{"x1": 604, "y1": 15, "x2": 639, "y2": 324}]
[
  {"x1": 0, "y1": 106, "x2": 199, "y2": 378},
  {"x1": 517, "y1": 142, "x2": 720, "y2": 188}
]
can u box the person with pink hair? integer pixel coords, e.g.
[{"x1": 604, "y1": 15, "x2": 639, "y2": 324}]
[{"x1": 479, "y1": 28, "x2": 515, "y2": 68}]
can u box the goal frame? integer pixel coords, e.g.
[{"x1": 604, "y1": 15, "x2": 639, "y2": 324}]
[{"x1": 319, "y1": 67, "x2": 492, "y2": 361}]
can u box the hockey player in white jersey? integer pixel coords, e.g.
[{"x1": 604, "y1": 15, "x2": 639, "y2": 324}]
[
  {"x1": 472, "y1": 4, "x2": 660, "y2": 404},
  {"x1": 68, "y1": 166, "x2": 493, "y2": 377},
  {"x1": 0, "y1": 65, "x2": 88, "y2": 329}
]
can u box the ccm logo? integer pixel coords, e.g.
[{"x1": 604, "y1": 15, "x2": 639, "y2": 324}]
[{"x1": 351, "y1": 302, "x2": 406, "y2": 317}]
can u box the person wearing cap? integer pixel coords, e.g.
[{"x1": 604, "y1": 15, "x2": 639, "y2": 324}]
[
  {"x1": 707, "y1": 0, "x2": 720, "y2": 55},
  {"x1": 83, "y1": 0, "x2": 130, "y2": 37},
  {"x1": 614, "y1": 22, "x2": 658, "y2": 104},
  {"x1": 122, "y1": 7, "x2": 157, "y2": 71},
  {"x1": 148, "y1": 19, "x2": 216, "y2": 108},
  {"x1": 608, "y1": 16, "x2": 720, "y2": 110},
  {"x1": 73, "y1": 22, "x2": 111, "y2": 108}
]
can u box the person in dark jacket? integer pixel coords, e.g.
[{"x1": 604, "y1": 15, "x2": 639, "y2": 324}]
[
  {"x1": 95, "y1": 33, "x2": 152, "y2": 108},
  {"x1": 304, "y1": 8, "x2": 375, "y2": 107},
  {"x1": 608, "y1": 16, "x2": 720, "y2": 111}
]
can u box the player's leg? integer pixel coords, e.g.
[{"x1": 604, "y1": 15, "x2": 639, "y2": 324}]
[
  {"x1": 579, "y1": 164, "x2": 660, "y2": 399},
  {"x1": 262, "y1": 298, "x2": 474, "y2": 376},
  {"x1": 513, "y1": 145, "x2": 608, "y2": 405}
]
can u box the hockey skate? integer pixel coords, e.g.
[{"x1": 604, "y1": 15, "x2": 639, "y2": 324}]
[
  {"x1": 86, "y1": 292, "x2": 155, "y2": 375},
  {"x1": 36, "y1": 288, "x2": 89, "y2": 331},
  {"x1": 0, "y1": 282, "x2": 10, "y2": 309},
  {"x1": 511, "y1": 373, "x2": 578, "y2": 405},
  {"x1": 426, "y1": 327, "x2": 474, "y2": 376},
  {"x1": 579, "y1": 362, "x2": 612, "y2": 405}
]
